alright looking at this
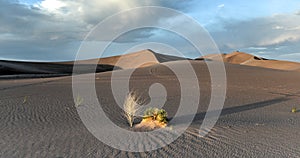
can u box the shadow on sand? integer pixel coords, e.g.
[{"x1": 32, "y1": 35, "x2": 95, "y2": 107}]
[{"x1": 169, "y1": 97, "x2": 290, "y2": 125}]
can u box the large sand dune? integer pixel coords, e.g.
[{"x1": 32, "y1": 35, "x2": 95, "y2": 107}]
[
  {"x1": 199, "y1": 51, "x2": 300, "y2": 71},
  {"x1": 0, "y1": 60, "x2": 299, "y2": 157},
  {"x1": 0, "y1": 49, "x2": 186, "y2": 78},
  {"x1": 64, "y1": 49, "x2": 187, "y2": 69}
]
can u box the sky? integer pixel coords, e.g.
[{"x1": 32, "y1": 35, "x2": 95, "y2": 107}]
[{"x1": 1, "y1": 0, "x2": 300, "y2": 62}]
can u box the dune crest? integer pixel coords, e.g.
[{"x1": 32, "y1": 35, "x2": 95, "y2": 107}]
[
  {"x1": 100, "y1": 49, "x2": 160, "y2": 69},
  {"x1": 75, "y1": 49, "x2": 187, "y2": 69}
]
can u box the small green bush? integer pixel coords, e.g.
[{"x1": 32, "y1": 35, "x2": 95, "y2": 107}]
[
  {"x1": 143, "y1": 108, "x2": 168, "y2": 123},
  {"x1": 291, "y1": 107, "x2": 297, "y2": 113}
]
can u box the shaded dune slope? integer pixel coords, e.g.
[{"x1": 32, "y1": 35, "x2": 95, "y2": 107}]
[{"x1": 0, "y1": 60, "x2": 116, "y2": 76}]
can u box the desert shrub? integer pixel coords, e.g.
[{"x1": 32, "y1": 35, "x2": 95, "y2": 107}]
[
  {"x1": 292, "y1": 107, "x2": 297, "y2": 113},
  {"x1": 143, "y1": 108, "x2": 168, "y2": 123}
]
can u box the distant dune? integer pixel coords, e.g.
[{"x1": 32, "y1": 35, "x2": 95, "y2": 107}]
[{"x1": 198, "y1": 51, "x2": 300, "y2": 71}]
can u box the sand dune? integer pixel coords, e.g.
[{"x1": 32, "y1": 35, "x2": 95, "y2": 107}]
[
  {"x1": 0, "y1": 49, "x2": 187, "y2": 78},
  {"x1": 1, "y1": 50, "x2": 299, "y2": 79},
  {"x1": 64, "y1": 49, "x2": 187, "y2": 69},
  {"x1": 71, "y1": 49, "x2": 163, "y2": 69},
  {"x1": 199, "y1": 51, "x2": 300, "y2": 71},
  {"x1": 0, "y1": 60, "x2": 299, "y2": 157}
]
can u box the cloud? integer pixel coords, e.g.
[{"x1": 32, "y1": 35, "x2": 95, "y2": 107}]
[
  {"x1": 33, "y1": 0, "x2": 195, "y2": 26},
  {"x1": 217, "y1": 4, "x2": 225, "y2": 8},
  {"x1": 247, "y1": 47, "x2": 267, "y2": 50},
  {"x1": 36, "y1": 0, "x2": 66, "y2": 12},
  {"x1": 208, "y1": 13, "x2": 300, "y2": 61},
  {"x1": 0, "y1": 0, "x2": 196, "y2": 60},
  {"x1": 1, "y1": 0, "x2": 300, "y2": 62},
  {"x1": 212, "y1": 13, "x2": 300, "y2": 48},
  {"x1": 32, "y1": 0, "x2": 196, "y2": 42},
  {"x1": 0, "y1": 1, "x2": 87, "y2": 41}
]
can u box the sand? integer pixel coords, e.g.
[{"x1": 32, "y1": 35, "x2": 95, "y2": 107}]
[
  {"x1": 0, "y1": 59, "x2": 300, "y2": 157},
  {"x1": 199, "y1": 51, "x2": 300, "y2": 71}
]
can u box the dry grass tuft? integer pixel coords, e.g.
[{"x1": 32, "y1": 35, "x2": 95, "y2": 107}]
[
  {"x1": 123, "y1": 92, "x2": 141, "y2": 127},
  {"x1": 75, "y1": 96, "x2": 84, "y2": 107},
  {"x1": 22, "y1": 96, "x2": 28, "y2": 104}
]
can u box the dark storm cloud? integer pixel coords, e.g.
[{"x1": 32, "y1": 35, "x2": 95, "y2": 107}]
[{"x1": 0, "y1": 0, "x2": 197, "y2": 60}]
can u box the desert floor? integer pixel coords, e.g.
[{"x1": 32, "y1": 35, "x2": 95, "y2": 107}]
[{"x1": 0, "y1": 60, "x2": 299, "y2": 157}]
